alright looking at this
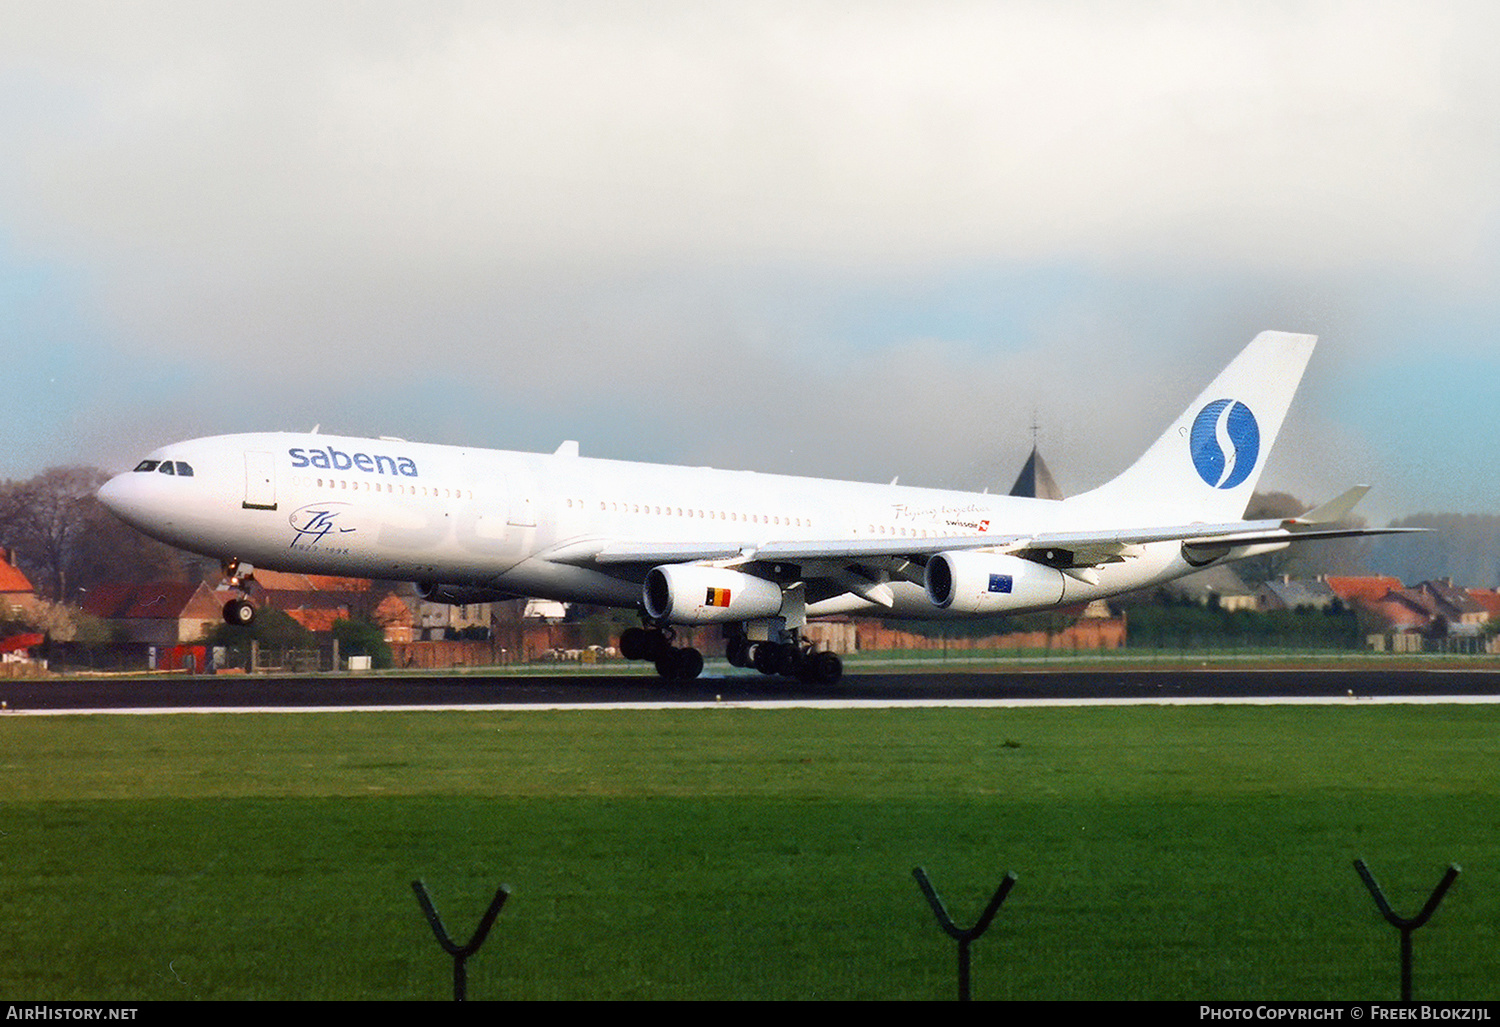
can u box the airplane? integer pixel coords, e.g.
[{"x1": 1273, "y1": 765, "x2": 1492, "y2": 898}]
[{"x1": 97, "y1": 331, "x2": 1407, "y2": 684}]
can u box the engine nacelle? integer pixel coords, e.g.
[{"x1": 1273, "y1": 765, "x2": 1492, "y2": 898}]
[
  {"x1": 643, "y1": 565, "x2": 785, "y2": 625},
  {"x1": 417, "y1": 582, "x2": 518, "y2": 606},
  {"x1": 924, "y1": 551, "x2": 1066, "y2": 614}
]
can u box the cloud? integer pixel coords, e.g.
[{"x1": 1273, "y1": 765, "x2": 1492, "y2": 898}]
[
  {"x1": 10, "y1": 2, "x2": 1500, "y2": 275},
  {"x1": 1, "y1": 3, "x2": 1496, "y2": 516}
]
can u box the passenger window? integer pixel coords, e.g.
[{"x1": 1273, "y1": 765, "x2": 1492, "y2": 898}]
[{"x1": 133, "y1": 460, "x2": 159, "y2": 473}]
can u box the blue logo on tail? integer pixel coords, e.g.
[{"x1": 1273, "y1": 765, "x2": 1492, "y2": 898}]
[{"x1": 1190, "y1": 400, "x2": 1260, "y2": 489}]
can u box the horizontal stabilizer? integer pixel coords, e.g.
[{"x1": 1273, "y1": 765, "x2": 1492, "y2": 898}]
[{"x1": 1291, "y1": 485, "x2": 1370, "y2": 525}]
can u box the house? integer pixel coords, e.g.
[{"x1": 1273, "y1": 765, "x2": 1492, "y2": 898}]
[
  {"x1": 81, "y1": 580, "x2": 223, "y2": 645},
  {"x1": 248, "y1": 570, "x2": 417, "y2": 639},
  {"x1": 1467, "y1": 588, "x2": 1500, "y2": 625},
  {"x1": 1162, "y1": 565, "x2": 1257, "y2": 611},
  {"x1": 1324, "y1": 576, "x2": 1406, "y2": 609},
  {"x1": 1344, "y1": 579, "x2": 1495, "y2": 639},
  {"x1": 1359, "y1": 587, "x2": 1439, "y2": 634},
  {"x1": 417, "y1": 598, "x2": 508, "y2": 640},
  {"x1": 236, "y1": 585, "x2": 352, "y2": 633},
  {"x1": 1417, "y1": 579, "x2": 1490, "y2": 635},
  {"x1": 0, "y1": 547, "x2": 37, "y2": 619},
  {"x1": 372, "y1": 592, "x2": 416, "y2": 643},
  {"x1": 1255, "y1": 575, "x2": 1338, "y2": 613}
]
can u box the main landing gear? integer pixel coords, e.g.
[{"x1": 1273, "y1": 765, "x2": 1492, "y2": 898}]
[
  {"x1": 617, "y1": 624, "x2": 843, "y2": 685},
  {"x1": 619, "y1": 626, "x2": 703, "y2": 680},
  {"x1": 220, "y1": 558, "x2": 258, "y2": 627},
  {"x1": 725, "y1": 637, "x2": 843, "y2": 686}
]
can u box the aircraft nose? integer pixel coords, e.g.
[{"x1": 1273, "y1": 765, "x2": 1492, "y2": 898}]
[
  {"x1": 96, "y1": 471, "x2": 154, "y2": 527},
  {"x1": 96, "y1": 473, "x2": 127, "y2": 514}
]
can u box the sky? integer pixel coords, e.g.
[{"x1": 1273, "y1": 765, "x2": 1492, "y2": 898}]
[{"x1": 2, "y1": 0, "x2": 1498, "y2": 526}]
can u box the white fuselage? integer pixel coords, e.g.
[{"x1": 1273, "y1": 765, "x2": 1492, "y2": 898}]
[{"x1": 97, "y1": 431, "x2": 1199, "y2": 619}]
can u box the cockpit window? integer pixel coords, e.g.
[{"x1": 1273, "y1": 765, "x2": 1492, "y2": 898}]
[{"x1": 132, "y1": 458, "x2": 192, "y2": 476}]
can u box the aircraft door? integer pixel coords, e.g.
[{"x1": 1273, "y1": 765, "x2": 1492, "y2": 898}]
[
  {"x1": 506, "y1": 470, "x2": 537, "y2": 527},
  {"x1": 243, "y1": 451, "x2": 277, "y2": 510},
  {"x1": 455, "y1": 465, "x2": 536, "y2": 572},
  {"x1": 508, "y1": 495, "x2": 536, "y2": 528}
]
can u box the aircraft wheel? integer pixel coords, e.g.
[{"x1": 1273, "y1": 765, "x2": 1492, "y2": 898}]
[
  {"x1": 644, "y1": 628, "x2": 672, "y2": 661},
  {"x1": 676, "y1": 646, "x2": 704, "y2": 680},
  {"x1": 223, "y1": 598, "x2": 256, "y2": 626},
  {"x1": 774, "y1": 643, "x2": 798, "y2": 678},
  {"x1": 725, "y1": 637, "x2": 750, "y2": 668},
  {"x1": 751, "y1": 642, "x2": 778, "y2": 675},
  {"x1": 813, "y1": 651, "x2": 843, "y2": 685},
  {"x1": 653, "y1": 650, "x2": 674, "y2": 679},
  {"x1": 620, "y1": 627, "x2": 649, "y2": 661},
  {"x1": 655, "y1": 646, "x2": 704, "y2": 681}
]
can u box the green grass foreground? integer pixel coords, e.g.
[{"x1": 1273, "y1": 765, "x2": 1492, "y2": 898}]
[{"x1": 2, "y1": 704, "x2": 1498, "y2": 1001}]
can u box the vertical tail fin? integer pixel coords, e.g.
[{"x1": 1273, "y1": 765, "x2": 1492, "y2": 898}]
[{"x1": 1070, "y1": 331, "x2": 1317, "y2": 522}]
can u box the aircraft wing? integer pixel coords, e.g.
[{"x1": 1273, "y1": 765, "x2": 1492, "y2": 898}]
[
  {"x1": 555, "y1": 494, "x2": 1418, "y2": 572},
  {"x1": 544, "y1": 532, "x2": 1028, "y2": 568}
]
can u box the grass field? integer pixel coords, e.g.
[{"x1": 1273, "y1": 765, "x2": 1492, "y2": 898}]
[{"x1": 2, "y1": 703, "x2": 1498, "y2": 1001}]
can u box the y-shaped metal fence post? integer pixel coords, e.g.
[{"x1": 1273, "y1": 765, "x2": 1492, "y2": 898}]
[
  {"x1": 913, "y1": 867, "x2": 1017, "y2": 1001},
  {"x1": 412, "y1": 879, "x2": 511, "y2": 1001},
  {"x1": 1353, "y1": 859, "x2": 1460, "y2": 1002}
]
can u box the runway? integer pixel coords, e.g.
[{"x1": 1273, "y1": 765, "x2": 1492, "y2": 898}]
[{"x1": 5, "y1": 664, "x2": 1500, "y2": 713}]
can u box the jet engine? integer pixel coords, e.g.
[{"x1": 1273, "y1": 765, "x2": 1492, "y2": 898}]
[
  {"x1": 924, "y1": 551, "x2": 1066, "y2": 614},
  {"x1": 417, "y1": 582, "x2": 518, "y2": 606},
  {"x1": 643, "y1": 565, "x2": 785, "y2": 625}
]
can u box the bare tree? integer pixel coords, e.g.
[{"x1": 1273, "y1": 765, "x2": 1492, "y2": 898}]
[
  {"x1": 4, "y1": 466, "x2": 190, "y2": 601},
  {"x1": 5, "y1": 467, "x2": 102, "y2": 600}
]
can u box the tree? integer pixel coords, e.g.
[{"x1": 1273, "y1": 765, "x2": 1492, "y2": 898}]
[
  {"x1": 2, "y1": 466, "x2": 192, "y2": 602},
  {"x1": 331, "y1": 618, "x2": 392, "y2": 669},
  {"x1": 1, "y1": 598, "x2": 110, "y2": 643},
  {"x1": 1368, "y1": 513, "x2": 1500, "y2": 589},
  {"x1": 6, "y1": 467, "x2": 105, "y2": 601},
  {"x1": 208, "y1": 608, "x2": 313, "y2": 650}
]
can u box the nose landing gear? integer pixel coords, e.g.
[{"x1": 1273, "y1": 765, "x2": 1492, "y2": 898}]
[{"x1": 220, "y1": 558, "x2": 258, "y2": 626}]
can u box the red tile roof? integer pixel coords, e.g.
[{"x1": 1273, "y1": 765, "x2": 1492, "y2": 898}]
[
  {"x1": 1362, "y1": 588, "x2": 1441, "y2": 631},
  {"x1": 250, "y1": 570, "x2": 314, "y2": 591},
  {"x1": 1324, "y1": 576, "x2": 1405, "y2": 605},
  {"x1": 1467, "y1": 589, "x2": 1500, "y2": 620},
  {"x1": 82, "y1": 581, "x2": 220, "y2": 620},
  {"x1": 0, "y1": 551, "x2": 33, "y2": 594},
  {"x1": 283, "y1": 607, "x2": 349, "y2": 633},
  {"x1": 252, "y1": 570, "x2": 372, "y2": 592}
]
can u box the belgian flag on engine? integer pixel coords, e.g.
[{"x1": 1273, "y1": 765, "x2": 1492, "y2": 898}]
[{"x1": 705, "y1": 587, "x2": 732, "y2": 608}]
